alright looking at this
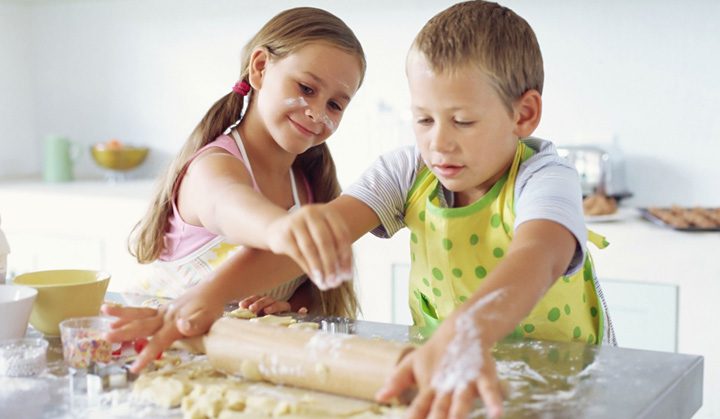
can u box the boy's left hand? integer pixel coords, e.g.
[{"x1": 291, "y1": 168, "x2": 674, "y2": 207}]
[
  {"x1": 375, "y1": 320, "x2": 504, "y2": 419},
  {"x1": 266, "y1": 204, "x2": 353, "y2": 290}
]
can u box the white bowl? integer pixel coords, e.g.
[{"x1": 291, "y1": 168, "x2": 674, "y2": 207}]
[{"x1": 0, "y1": 285, "x2": 38, "y2": 339}]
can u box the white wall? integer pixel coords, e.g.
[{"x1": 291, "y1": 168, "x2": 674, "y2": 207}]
[
  {"x1": 0, "y1": 1, "x2": 35, "y2": 177},
  {"x1": 1, "y1": 0, "x2": 718, "y2": 204},
  {"x1": 515, "y1": 0, "x2": 720, "y2": 207}
]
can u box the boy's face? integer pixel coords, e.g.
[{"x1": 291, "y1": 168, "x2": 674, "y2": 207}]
[{"x1": 407, "y1": 52, "x2": 521, "y2": 206}]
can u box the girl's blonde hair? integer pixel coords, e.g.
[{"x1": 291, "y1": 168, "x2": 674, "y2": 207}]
[
  {"x1": 131, "y1": 7, "x2": 365, "y2": 318},
  {"x1": 411, "y1": 0, "x2": 543, "y2": 113}
]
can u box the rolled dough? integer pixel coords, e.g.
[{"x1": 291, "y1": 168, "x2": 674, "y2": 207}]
[{"x1": 134, "y1": 359, "x2": 405, "y2": 418}]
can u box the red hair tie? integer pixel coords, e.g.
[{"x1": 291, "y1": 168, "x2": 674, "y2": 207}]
[{"x1": 232, "y1": 80, "x2": 251, "y2": 96}]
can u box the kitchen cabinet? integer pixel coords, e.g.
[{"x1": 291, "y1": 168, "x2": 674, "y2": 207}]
[
  {"x1": 389, "y1": 267, "x2": 680, "y2": 352},
  {"x1": 0, "y1": 177, "x2": 155, "y2": 291},
  {"x1": 353, "y1": 210, "x2": 719, "y2": 419}
]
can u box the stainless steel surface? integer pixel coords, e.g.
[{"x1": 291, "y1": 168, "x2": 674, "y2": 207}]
[
  {"x1": 557, "y1": 144, "x2": 632, "y2": 199},
  {"x1": 0, "y1": 293, "x2": 704, "y2": 418}
]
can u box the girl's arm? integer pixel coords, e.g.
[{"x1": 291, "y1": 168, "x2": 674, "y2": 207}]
[
  {"x1": 177, "y1": 149, "x2": 350, "y2": 286},
  {"x1": 105, "y1": 195, "x2": 380, "y2": 372},
  {"x1": 377, "y1": 218, "x2": 576, "y2": 419},
  {"x1": 180, "y1": 149, "x2": 289, "y2": 248}
]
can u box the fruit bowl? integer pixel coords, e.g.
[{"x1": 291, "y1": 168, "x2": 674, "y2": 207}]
[{"x1": 90, "y1": 143, "x2": 149, "y2": 172}]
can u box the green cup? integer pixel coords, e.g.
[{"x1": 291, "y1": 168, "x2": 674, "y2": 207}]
[{"x1": 43, "y1": 136, "x2": 77, "y2": 183}]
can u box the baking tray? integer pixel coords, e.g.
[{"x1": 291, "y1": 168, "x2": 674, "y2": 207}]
[{"x1": 639, "y1": 207, "x2": 720, "y2": 232}]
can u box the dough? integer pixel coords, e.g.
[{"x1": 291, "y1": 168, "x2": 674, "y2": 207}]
[
  {"x1": 226, "y1": 308, "x2": 257, "y2": 320},
  {"x1": 314, "y1": 363, "x2": 329, "y2": 383},
  {"x1": 288, "y1": 322, "x2": 320, "y2": 331},
  {"x1": 133, "y1": 359, "x2": 405, "y2": 418},
  {"x1": 240, "y1": 359, "x2": 263, "y2": 381},
  {"x1": 182, "y1": 384, "x2": 226, "y2": 419},
  {"x1": 133, "y1": 376, "x2": 189, "y2": 408},
  {"x1": 249, "y1": 314, "x2": 297, "y2": 326},
  {"x1": 134, "y1": 316, "x2": 406, "y2": 417}
]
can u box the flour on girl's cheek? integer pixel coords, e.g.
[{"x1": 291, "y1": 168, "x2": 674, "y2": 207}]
[
  {"x1": 283, "y1": 96, "x2": 337, "y2": 134},
  {"x1": 431, "y1": 288, "x2": 506, "y2": 394},
  {"x1": 284, "y1": 96, "x2": 309, "y2": 108}
]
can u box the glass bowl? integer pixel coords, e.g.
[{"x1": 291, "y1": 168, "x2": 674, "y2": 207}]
[
  {"x1": 59, "y1": 316, "x2": 118, "y2": 369},
  {"x1": 0, "y1": 337, "x2": 48, "y2": 376}
]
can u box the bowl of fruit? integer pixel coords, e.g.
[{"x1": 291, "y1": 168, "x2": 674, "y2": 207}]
[{"x1": 90, "y1": 139, "x2": 149, "y2": 181}]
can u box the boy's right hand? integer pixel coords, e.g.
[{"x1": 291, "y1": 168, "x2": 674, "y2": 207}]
[
  {"x1": 266, "y1": 204, "x2": 353, "y2": 290},
  {"x1": 102, "y1": 284, "x2": 226, "y2": 373}
]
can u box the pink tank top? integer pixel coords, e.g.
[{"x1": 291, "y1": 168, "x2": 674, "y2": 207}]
[{"x1": 159, "y1": 133, "x2": 312, "y2": 261}]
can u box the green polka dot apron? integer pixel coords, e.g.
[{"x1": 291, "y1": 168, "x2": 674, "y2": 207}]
[{"x1": 405, "y1": 141, "x2": 611, "y2": 344}]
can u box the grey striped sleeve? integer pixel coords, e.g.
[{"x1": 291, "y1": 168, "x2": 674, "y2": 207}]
[
  {"x1": 343, "y1": 145, "x2": 422, "y2": 238},
  {"x1": 515, "y1": 138, "x2": 588, "y2": 275}
]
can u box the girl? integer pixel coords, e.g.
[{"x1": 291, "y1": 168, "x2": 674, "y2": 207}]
[{"x1": 127, "y1": 7, "x2": 365, "y2": 317}]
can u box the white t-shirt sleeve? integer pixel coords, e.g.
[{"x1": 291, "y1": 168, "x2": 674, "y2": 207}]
[
  {"x1": 515, "y1": 140, "x2": 588, "y2": 275},
  {"x1": 343, "y1": 145, "x2": 420, "y2": 238}
]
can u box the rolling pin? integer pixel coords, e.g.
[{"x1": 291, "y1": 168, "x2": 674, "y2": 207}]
[{"x1": 182, "y1": 317, "x2": 415, "y2": 401}]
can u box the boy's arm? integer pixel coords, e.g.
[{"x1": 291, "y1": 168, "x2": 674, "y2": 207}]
[
  {"x1": 460, "y1": 218, "x2": 577, "y2": 342},
  {"x1": 377, "y1": 218, "x2": 576, "y2": 418}
]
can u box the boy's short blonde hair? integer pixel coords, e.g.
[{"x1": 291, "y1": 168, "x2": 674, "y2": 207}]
[{"x1": 411, "y1": 0, "x2": 543, "y2": 113}]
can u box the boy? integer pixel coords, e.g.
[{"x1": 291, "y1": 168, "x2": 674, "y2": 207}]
[{"x1": 105, "y1": 2, "x2": 615, "y2": 418}]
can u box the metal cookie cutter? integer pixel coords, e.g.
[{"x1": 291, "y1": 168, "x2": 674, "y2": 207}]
[{"x1": 320, "y1": 317, "x2": 355, "y2": 334}]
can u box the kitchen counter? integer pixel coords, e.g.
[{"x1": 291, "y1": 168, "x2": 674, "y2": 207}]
[
  {"x1": 0, "y1": 294, "x2": 704, "y2": 419},
  {"x1": 0, "y1": 177, "x2": 155, "y2": 291},
  {"x1": 0, "y1": 175, "x2": 156, "y2": 200}
]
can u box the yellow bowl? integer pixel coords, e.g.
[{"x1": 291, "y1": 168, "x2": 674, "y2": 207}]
[
  {"x1": 12, "y1": 270, "x2": 110, "y2": 336},
  {"x1": 90, "y1": 146, "x2": 149, "y2": 171}
]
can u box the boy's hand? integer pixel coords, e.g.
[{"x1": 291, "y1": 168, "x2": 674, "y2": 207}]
[
  {"x1": 266, "y1": 204, "x2": 353, "y2": 290},
  {"x1": 102, "y1": 284, "x2": 225, "y2": 373},
  {"x1": 375, "y1": 317, "x2": 504, "y2": 419},
  {"x1": 239, "y1": 295, "x2": 306, "y2": 315}
]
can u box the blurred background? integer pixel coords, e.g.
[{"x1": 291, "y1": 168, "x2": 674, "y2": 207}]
[{"x1": 1, "y1": 0, "x2": 719, "y2": 205}]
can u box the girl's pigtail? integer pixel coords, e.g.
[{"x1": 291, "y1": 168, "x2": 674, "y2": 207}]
[{"x1": 130, "y1": 86, "x2": 249, "y2": 263}]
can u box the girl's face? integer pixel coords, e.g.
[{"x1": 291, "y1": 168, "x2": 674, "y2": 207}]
[
  {"x1": 251, "y1": 43, "x2": 363, "y2": 155},
  {"x1": 406, "y1": 51, "x2": 522, "y2": 206}
]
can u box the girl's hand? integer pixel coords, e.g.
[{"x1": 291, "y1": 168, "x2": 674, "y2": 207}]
[
  {"x1": 375, "y1": 316, "x2": 504, "y2": 419},
  {"x1": 101, "y1": 304, "x2": 183, "y2": 373},
  {"x1": 266, "y1": 204, "x2": 353, "y2": 291},
  {"x1": 102, "y1": 284, "x2": 226, "y2": 373},
  {"x1": 239, "y1": 295, "x2": 299, "y2": 315}
]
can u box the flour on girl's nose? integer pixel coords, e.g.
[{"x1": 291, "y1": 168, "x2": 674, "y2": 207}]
[
  {"x1": 320, "y1": 114, "x2": 336, "y2": 133},
  {"x1": 283, "y1": 96, "x2": 337, "y2": 134}
]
